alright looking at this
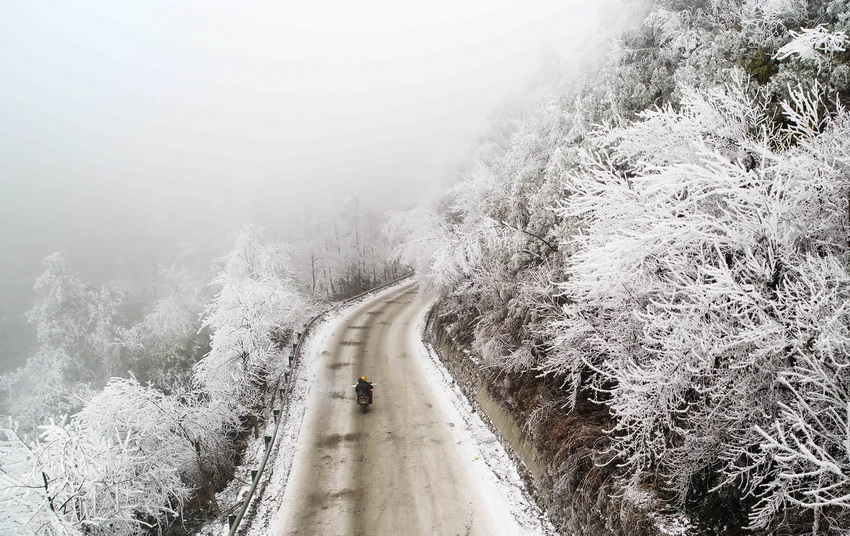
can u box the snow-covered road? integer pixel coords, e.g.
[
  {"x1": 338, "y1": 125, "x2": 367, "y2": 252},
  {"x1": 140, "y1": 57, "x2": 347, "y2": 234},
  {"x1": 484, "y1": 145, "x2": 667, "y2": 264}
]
[{"x1": 264, "y1": 281, "x2": 552, "y2": 535}]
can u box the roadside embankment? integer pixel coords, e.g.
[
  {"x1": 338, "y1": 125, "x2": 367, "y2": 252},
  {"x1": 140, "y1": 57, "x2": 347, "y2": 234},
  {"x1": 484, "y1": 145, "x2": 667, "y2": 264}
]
[{"x1": 424, "y1": 300, "x2": 686, "y2": 536}]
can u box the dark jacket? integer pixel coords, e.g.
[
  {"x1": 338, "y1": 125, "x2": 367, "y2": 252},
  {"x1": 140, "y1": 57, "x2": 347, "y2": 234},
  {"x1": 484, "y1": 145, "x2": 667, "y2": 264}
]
[
  {"x1": 355, "y1": 379, "x2": 373, "y2": 403},
  {"x1": 355, "y1": 379, "x2": 373, "y2": 395}
]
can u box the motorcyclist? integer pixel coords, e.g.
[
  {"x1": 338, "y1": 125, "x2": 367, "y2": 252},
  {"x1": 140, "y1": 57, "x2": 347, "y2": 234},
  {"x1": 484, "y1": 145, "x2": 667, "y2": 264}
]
[{"x1": 355, "y1": 376, "x2": 373, "y2": 404}]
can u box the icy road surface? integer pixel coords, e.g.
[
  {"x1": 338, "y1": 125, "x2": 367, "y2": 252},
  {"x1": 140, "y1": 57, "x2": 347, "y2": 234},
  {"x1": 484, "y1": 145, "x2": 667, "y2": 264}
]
[{"x1": 268, "y1": 281, "x2": 552, "y2": 536}]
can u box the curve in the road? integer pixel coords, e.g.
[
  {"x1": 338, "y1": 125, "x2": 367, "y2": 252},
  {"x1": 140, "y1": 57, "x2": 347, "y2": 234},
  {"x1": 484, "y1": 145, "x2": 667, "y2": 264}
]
[{"x1": 270, "y1": 281, "x2": 529, "y2": 536}]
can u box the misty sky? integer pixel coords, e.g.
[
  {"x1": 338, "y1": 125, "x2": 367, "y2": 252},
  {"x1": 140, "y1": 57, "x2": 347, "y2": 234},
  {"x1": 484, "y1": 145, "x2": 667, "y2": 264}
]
[{"x1": 1, "y1": 0, "x2": 605, "y2": 313}]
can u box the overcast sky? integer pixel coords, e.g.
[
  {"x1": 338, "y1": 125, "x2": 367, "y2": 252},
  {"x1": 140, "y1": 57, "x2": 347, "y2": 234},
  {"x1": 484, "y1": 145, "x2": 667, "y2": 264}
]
[{"x1": 0, "y1": 0, "x2": 606, "y2": 312}]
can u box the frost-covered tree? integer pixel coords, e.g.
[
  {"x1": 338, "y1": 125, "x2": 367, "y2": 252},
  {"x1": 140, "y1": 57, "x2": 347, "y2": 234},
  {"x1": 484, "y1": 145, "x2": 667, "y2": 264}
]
[
  {"x1": 33, "y1": 379, "x2": 196, "y2": 536},
  {"x1": 119, "y1": 268, "x2": 210, "y2": 392},
  {"x1": 26, "y1": 253, "x2": 121, "y2": 383},
  {"x1": 0, "y1": 428, "x2": 79, "y2": 536},
  {"x1": 385, "y1": 206, "x2": 461, "y2": 291},
  {"x1": 387, "y1": 163, "x2": 504, "y2": 291},
  {"x1": 390, "y1": 99, "x2": 576, "y2": 371},
  {"x1": 544, "y1": 78, "x2": 850, "y2": 529},
  {"x1": 194, "y1": 226, "x2": 309, "y2": 410},
  {"x1": 1, "y1": 254, "x2": 122, "y2": 437},
  {"x1": 291, "y1": 198, "x2": 404, "y2": 299}
]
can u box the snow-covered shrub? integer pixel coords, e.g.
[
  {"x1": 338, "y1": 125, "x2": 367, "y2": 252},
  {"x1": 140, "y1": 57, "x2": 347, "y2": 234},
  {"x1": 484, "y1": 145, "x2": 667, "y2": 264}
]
[
  {"x1": 33, "y1": 379, "x2": 197, "y2": 536},
  {"x1": 775, "y1": 24, "x2": 849, "y2": 66},
  {"x1": 545, "y1": 77, "x2": 850, "y2": 529},
  {"x1": 0, "y1": 428, "x2": 80, "y2": 536}
]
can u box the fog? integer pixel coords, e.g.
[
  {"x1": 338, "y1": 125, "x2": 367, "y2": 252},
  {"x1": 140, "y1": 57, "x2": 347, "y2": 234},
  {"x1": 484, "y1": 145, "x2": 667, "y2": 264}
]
[{"x1": 0, "y1": 0, "x2": 605, "y2": 316}]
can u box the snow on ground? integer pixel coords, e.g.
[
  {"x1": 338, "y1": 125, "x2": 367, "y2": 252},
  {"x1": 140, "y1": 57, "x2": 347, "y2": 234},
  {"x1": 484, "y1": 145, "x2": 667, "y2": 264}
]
[
  {"x1": 198, "y1": 309, "x2": 344, "y2": 536},
  {"x1": 411, "y1": 299, "x2": 557, "y2": 535},
  {"x1": 237, "y1": 310, "x2": 345, "y2": 536}
]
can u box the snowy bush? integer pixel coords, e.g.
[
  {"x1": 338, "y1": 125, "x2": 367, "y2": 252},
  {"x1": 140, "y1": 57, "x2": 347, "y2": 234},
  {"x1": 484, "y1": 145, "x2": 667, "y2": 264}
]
[
  {"x1": 544, "y1": 77, "x2": 850, "y2": 529},
  {"x1": 33, "y1": 379, "x2": 197, "y2": 536},
  {"x1": 775, "y1": 24, "x2": 850, "y2": 66},
  {"x1": 0, "y1": 428, "x2": 79, "y2": 536}
]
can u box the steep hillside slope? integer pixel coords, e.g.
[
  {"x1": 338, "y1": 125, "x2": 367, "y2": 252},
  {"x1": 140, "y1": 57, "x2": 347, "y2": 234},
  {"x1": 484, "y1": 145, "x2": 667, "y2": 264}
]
[{"x1": 391, "y1": 1, "x2": 850, "y2": 533}]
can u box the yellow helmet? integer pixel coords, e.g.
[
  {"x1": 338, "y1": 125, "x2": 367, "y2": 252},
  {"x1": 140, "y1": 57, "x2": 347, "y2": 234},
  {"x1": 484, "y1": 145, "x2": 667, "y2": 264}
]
[{"x1": 360, "y1": 376, "x2": 367, "y2": 381}]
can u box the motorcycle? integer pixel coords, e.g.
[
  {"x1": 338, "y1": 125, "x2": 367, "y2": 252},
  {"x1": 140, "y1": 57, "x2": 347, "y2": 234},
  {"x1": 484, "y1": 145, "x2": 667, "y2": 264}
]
[
  {"x1": 353, "y1": 381, "x2": 374, "y2": 413},
  {"x1": 356, "y1": 391, "x2": 370, "y2": 413}
]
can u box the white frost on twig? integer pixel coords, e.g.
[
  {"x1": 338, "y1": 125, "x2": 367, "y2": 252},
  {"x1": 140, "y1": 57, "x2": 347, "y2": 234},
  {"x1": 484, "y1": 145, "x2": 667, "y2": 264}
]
[{"x1": 775, "y1": 24, "x2": 849, "y2": 64}]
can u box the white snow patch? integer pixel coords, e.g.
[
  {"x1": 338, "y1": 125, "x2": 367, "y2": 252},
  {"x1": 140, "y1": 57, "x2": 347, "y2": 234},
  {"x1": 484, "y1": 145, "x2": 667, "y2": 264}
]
[
  {"x1": 412, "y1": 302, "x2": 557, "y2": 536},
  {"x1": 622, "y1": 483, "x2": 693, "y2": 535},
  {"x1": 653, "y1": 513, "x2": 693, "y2": 536}
]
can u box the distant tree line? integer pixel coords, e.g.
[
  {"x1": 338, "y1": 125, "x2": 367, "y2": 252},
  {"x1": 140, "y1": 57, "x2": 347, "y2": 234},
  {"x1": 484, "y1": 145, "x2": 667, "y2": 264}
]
[{"x1": 290, "y1": 197, "x2": 406, "y2": 299}]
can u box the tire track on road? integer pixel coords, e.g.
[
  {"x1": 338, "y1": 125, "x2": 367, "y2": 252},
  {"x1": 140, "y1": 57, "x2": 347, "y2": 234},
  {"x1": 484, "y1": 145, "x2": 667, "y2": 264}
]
[{"x1": 271, "y1": 282, "x2": 520, "y2": 536}]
